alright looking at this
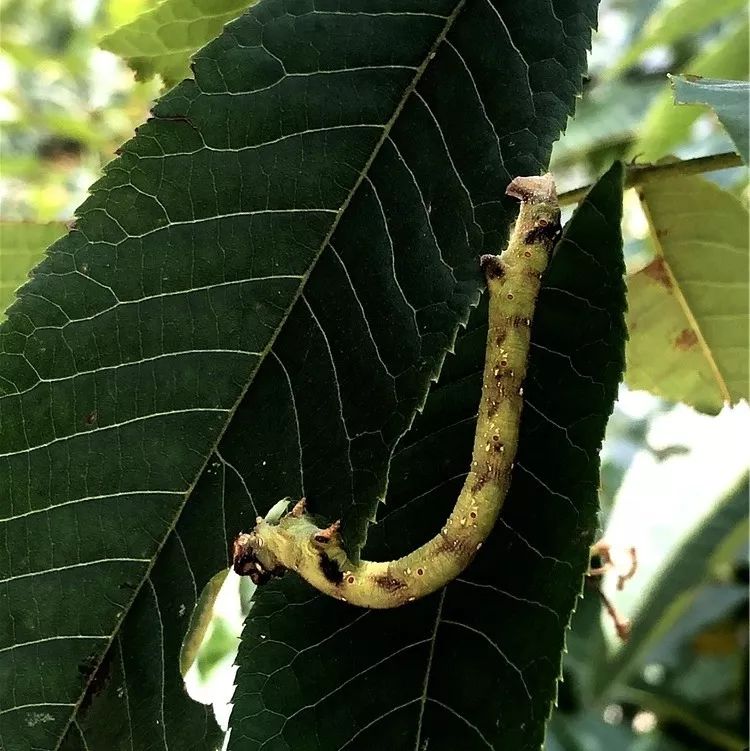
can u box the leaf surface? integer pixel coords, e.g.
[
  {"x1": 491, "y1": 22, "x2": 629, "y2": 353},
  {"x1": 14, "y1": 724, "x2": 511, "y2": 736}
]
[
  {"x1": 626, "y1": 175, "x2": 749, "y2": 412},
  {"x1": 671, "y1": 75, "x2": 750, "y2": 164},
  {"x1": 100, "y1": 0, "x2": 253, "y2": 85},
  {"x1": 0, "y1": 2, "x2": 598, "y2": 749},
  {"x1": 229, "y1": 163, "x2": 626, "y2": 751}
]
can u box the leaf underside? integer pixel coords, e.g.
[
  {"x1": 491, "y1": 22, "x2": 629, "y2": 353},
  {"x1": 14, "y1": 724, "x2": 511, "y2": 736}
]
[
  {"x1": 228, "y1": 163, "x2": 626, "y2": 751},
  {"x1": 100, "y1": 0, "x2": 255, "y2": 86},
  {"x1": 0, "y1": 1, "x2": 599, "y2": 749},
  {"x1": 671, "y1": 75, "x2": 750, "y2": 165},
  {"x1": 626, "y1": 175, "x2": 749, "y2": 413}
]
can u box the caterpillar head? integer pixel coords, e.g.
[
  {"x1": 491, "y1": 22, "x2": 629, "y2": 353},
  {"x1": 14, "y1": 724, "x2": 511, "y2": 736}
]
[{"x1": 232, "y1": 528, "x2": 283, "y2": 585}]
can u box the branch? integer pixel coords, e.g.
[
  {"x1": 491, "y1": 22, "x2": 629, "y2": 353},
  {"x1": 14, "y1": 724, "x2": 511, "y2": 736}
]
[{"x1": 559, "y1": 152, "x2": 744, "y2": 206}]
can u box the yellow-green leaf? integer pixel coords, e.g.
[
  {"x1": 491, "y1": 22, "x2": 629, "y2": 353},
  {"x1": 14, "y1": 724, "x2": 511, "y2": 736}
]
[
  {"x1": 0, "y1": 221, "x2": 66, "y2": 319},
  {"x1": 100, "y1": 0, "x2": 254, "y2": 86},
  {"x1": 626, "y1": 175, "x2": 749, "y2": 413}
]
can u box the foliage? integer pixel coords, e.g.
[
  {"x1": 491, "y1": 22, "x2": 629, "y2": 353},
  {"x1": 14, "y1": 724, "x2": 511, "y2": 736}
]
[
  {"x1": 671, "y1": 76, "x2": 750, "y2": 164},
  {"x1": 626, "y1": 175, "x2": 749, "y2": 413},
  {"x1": 0, "y1": 0, "x2": 748, "y2": 750},
  {"x1": 0, "y1": 221, "x2": 65, "y2": 318},
  {"x1": 100, "y1": 0, "x2": 254, "y2": 86},
  {"x1": 626, "y1": 19, "x2": 749, "y2": 163}
]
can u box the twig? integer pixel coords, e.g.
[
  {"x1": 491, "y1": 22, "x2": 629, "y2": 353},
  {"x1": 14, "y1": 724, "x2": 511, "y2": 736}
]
[{"x1": 558, "y1": 151, "x2": 744, "y2": 206}]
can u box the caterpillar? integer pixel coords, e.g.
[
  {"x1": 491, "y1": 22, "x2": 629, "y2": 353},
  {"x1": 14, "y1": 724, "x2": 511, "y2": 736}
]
[{"x1": 233, "y1": 174, "x2": 561, "y2": 609}]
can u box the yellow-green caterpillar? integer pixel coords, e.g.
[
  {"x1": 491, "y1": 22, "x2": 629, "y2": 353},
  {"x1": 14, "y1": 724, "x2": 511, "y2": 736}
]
[{"x1": 233, "y1": 174, "x2": 561, "y2": 609}]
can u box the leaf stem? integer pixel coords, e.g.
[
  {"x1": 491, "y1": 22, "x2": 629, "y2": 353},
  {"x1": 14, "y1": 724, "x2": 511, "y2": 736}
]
[{"x1": 558, "y1": 152, "x2": 743, "y2": 206}]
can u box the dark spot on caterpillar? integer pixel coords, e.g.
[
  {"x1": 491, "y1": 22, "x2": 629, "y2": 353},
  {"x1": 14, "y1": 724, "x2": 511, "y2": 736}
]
[
  {"x1": 374, "y1": 575, "x2": 406, "y2": 592},
  {"x1": 416, "y1": 568, "x2": 425, "y2": 576},
  {"x1": 674, "y1": 328, "x2": 698, "y2": 350},
  {"x1": 232, "y1": 533, "x2": 280, "y2": 585},
  {"x1": 471, "y1": 473, "x2": 489, "y2": 493},
  {"x1": 319, "y1": 552, "x2": 344, "y2": 584},
  {"x1": 643, "y1": 259, "x2": 672, "y2": 289},
  {"x1": 346, "y1": 575, "x2": 355, "y2": 584},
  {"x1": 524, "y1": 216, "x2": 562, "y2": 245},
  {"x1": 434, "y1": 533, "x2": 470, "y2": 558},
  {"x1": 479, "y1": 254, "x2": 504, "y2": 280},
  {"x1": 511, "y1": 315, "x2": 528, "y2": 328}
]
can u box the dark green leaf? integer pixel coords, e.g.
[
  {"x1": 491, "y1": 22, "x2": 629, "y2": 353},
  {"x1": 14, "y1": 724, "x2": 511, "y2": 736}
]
[
  {"x1": 671, "y1": 76, "x2": 750, "y2": 164},
  {"x1": 229, "y1": 163, "x2": 626, "y2": 750},
  {"x1": 0, "y1": 2, "x2": 598, "y2": 749}
]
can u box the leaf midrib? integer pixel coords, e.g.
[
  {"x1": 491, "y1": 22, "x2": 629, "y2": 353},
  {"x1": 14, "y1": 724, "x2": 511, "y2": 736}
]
[{"x1": 58, "y1": 4, "x2": 470, "y2": 746}]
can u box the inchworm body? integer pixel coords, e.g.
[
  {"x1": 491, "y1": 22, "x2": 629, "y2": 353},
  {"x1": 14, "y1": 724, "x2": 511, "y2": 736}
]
[{"x1": 233, "y1": 174, "x2": 561, "y2": 608}]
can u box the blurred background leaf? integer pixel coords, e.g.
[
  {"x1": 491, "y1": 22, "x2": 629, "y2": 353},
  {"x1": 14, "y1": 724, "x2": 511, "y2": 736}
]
[
  {"x1": 100, "y1": 0, "x2": 254, "y2": 87},
  {"x1": 625, "y1": 174, "x2": 749, "y2": 413},
  {"x1": 0, "y1": 0, "x2": 159, "y2": 221},
  {"x1": 609, "y1": 0, "x2": 747, "y2": 78},
  {"x1": 671, "y1": 76, "x2": 749, "y2": 164},
  {"x1": 627, "y1": 19, "x2": 748, "y2": 163},
  {"x1": 0, "y1": 220, "x2": 65, "y2": 317}
]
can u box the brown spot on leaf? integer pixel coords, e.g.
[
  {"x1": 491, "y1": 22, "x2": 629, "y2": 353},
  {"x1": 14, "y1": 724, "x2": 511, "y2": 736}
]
[
  {"x1": 642, "y1": 259, "x2": 672, "y2": 289},
  {"x1": 675, "y1": 328, "x2": 698, "y2": 350}
]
